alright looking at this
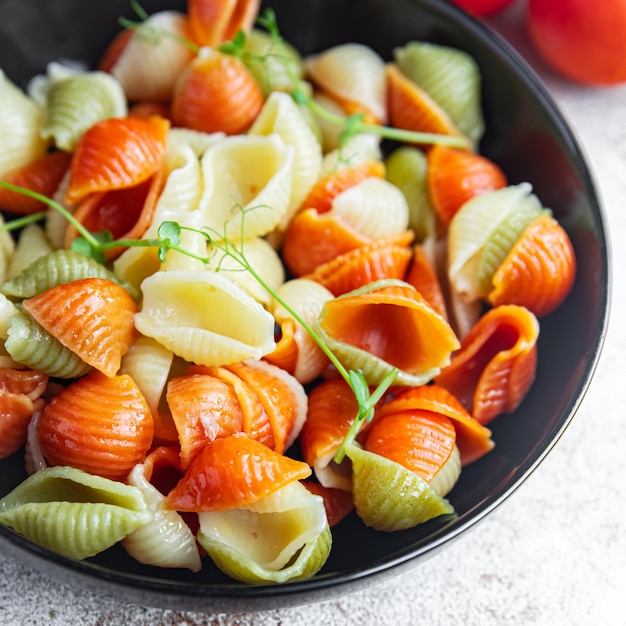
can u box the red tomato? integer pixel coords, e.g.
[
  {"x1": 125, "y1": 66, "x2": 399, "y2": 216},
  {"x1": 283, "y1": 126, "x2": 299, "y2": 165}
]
[
  {"x1": 527, "y1": 0, "x2": 626, "y2": 85},
  {"x1": 448, "y1": 0, "x2": 517, "y2": 17}
]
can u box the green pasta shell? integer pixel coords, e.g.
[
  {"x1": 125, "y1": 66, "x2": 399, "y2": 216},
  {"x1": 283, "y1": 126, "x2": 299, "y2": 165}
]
[
  {"x1": 346, "y1": 443, "x2": 455, "y2": 531},
  {"x1": 41, "y1": 71, "x2": 127, "y2": 151},
  {"x1": 475, "y1": 205, "x2": 549, "y2": 297},
  {"x1": 385, "y1": 146, "x2": 436, "y2": 241},
  {"x1": 5, "y1": 310, "x2": 93, "y2": 378},
  {"x1": 199, "y1": 523, "x2": 332, "y2": 584},
  {"x1": 394, "y1": 41, "x2": 485, "y2": 145},
  {"x1": 0, "y1": 465, "x2": 150, "y2": 560},
  {"x1": 0, "y1": 249, "x2": 140, "y2": 302}
]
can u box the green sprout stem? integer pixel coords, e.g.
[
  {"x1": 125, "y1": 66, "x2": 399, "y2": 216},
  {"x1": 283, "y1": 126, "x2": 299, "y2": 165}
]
[{"x1": 0, "y1": 180, "x2": 397, "y2": 460}]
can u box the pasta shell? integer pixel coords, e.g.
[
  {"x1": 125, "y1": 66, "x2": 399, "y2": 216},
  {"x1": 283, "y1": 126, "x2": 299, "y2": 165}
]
[
  {"x1": 248, "y1": 91, "x2": 323, "y2": 224},
  {"x1": 385, "y1": 146, "x2": 437, "y2": 241},
  {"x1": 346, "y1": 443, "x2": 455, "y2": 531},
  {"x1": 197, "y1": 481, "x2": 330, "y2": 583},
  {"x1": 435, "y1": 304, "x2": 540, "y2": 425},
  {"x1": 0, "y1": 151, "x2": 71, "y2": 215},
  {"x1": 187, "y1": 0, "x2": 261, "y2": 47},
  {"x1": 0, "y1": 214, "x2": 15, "y2": 283},
  {"x1": 0, "y1": 249, "x2": 139, "y2": 302},
  {"x1": 305, "y1": 231, "x2": 414, "y2": 296},
  {"x1": 0, "y1": 465, "x2": 150, "y2": 560},
  {"x1": 0, "y1": 70, "x2": 48, "y2": 178},
  {"x1": 37, "y1": 372, "x2": 154, "y2": 480},
  {"x1": 0, "y1": 368, "x2": 48, "y2": 460},
  {"x1": 164, "y1": 433, "x2": 311, "y2": 512},
  {"x1": 65, "y1": 115, "x2": 169, "y2": 204},
  {"x1": 319, "y1": 133, "x2": 383, "y2": 177},
  {"x1": 375, "y1": 384, "x2": 494, "y2": 466},
  {"x1": 5, "y1": 311, "x2": 93, "y2": 379},
  {"x1": 101, "y1": 11, "x2": 196, "y2": 102},
  {"x1": 268, "y1": 278, "x2": 333, "y2": 384},
  {"x1": 167, "y1": 372, "x2": 244, "y2": 468},
  {"x1": 316, "y1": 280, "x2": 460, "y2": 386},
  {"x1": 302, "y1": 481, "x2": 354, "y2": 527},
  {"x1": 488, "y1": 214, "x2": 577, "y2": 317},
  {"x1": 7, "y1": 224, "x2": 54, "y2": 281},
  {"x1": 299, "y1": 378, "x2": 360, "y2": 491},
  {"x1": 135, "y1": 270, "x2": 276, "y2": 366},
  {"x1": 306, "y1": 43, "x2": 387, "y2": 124},
  {"x1": 264, "y1": 317, "x2": 299, "y2": 375},
  {"x1": 224, "y1": 359, "x2": 308, "y2": 454},
  {"x1": 197, "y1": 134, "x2": 293, "y2": 240},
  {"x1": 281, "y1": 208, "x2": 370, "y2": 277},
  {"x1": 427, "y1": 144, "x2": 507, "y2": 226},
  {"x1": 404, "y1": 243, "x2": 448, "y2": 321},
  {"x1": 22, "y1": 278, "x2": 138, "y2": 377},
  {"x1": 171, "y1": 48, "x2": 264, "y2": 136},
  {"x1": 123, "y1": 463, "x2": 202, "y2": 572},
  {"x1": 385, "y1": 63, "x2": 468, "y2": 146}
]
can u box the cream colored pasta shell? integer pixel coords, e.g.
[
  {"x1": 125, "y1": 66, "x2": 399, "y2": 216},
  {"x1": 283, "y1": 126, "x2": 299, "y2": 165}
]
[
  {"x1": 429, "y1": 445, "x2": 461, "y2": 498},
  {"x1": 330, "y1": 176, "x2": 410, "y2": 240},
  {"x1": 119, "y1": 336, "x2": 174, "y2": 419},
  {"x1": 0, "y1": 70, "x2": 48, "y2": 177},
  {"x1": 320, "y1": 132, "x2": 383, "y2": 175},
  {"x1": 271, "y1": 278, "x2": 333, "y2": 384},
  {"x1": 135, "y1": 270, "x2": 276, "y2": 366},
  {"x1": 110, "y1": 11, "x2": 195, "y2": 102},
  {"x1": 7, "y1": 224, "x2": 54, "y2": 280},
  {"x1": 0, "y1": 294, "x2": 18, "y2": 339},
  {"x1": 123, "y1": 464, "x2": 202, "y2": 572},
  {"x1": 310, "y1": 91, "x2": 346, "y2": 153},
  {"x1": 45, "y1": 169, "x2": 72, "y2": 249},
  {"x1": 306, "y1": 43, "x2": 387, "y2": 123},
  {"x1": 203, "y1": 237, "x2": 285, "y2": 307},
  {"x1": 448, "y1": 183, "x2": 541, "y2": 302},
  {"x1": 0, "y1": 213, "x2": 16, "y2": 283},
  {"x1": 197, "y1": 134, "x2": 294, "y2": 240},
  {"x1": 197, "y1": 481, "x2": 330, "y2": 581},
  {"x1": 249, "y1": 91, "x2": 323, "y2": 223},
  {"x1": 165, "y1": 127, "x2": 226, "y2": 159}
]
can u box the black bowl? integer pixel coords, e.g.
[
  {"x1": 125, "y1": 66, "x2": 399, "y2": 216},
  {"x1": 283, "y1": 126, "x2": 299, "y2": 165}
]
[{"x1": 0, "y1": 0, "x2": 610, "y2": 613}]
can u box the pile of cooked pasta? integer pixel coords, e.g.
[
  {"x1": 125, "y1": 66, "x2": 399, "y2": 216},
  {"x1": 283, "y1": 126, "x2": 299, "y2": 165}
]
[{"x1": 0, "y1": 0, "x2": 576, "y2": 584}]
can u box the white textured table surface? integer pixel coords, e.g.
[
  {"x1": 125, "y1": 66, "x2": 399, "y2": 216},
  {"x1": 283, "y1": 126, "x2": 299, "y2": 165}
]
[{"x1": 2, "y1": 7, "x2": 625, "y2": 626}]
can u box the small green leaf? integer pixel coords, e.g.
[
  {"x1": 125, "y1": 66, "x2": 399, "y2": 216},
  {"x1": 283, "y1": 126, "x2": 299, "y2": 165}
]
[
  {"x1": 158, "y1": 221, "x2": 181, "y2": 246},
  {"x1": 70, "y1": 238, "x2": 105, "y2": 265}
]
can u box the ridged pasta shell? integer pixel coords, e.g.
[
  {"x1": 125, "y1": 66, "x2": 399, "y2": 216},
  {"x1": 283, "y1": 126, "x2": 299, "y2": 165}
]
[
  {"x1": 197, "y1": 134, "x2": 293, "y2": 240},
  {"x1": 101, "y1": 11, "x2": 195, "y2": 103},
  {"x1": 249, "y1": 91, "x2": 323, "y2": 224},
  {"x1": 385, "y1": 146, "x2": 437, "y2": 241},
  {"x1": 1, "y1": 249, "x2": 139, "y2": 302},
  {"x1": 171, "y1": 48, "x2": 264, "y2": 136},
  {"x1": 394, "y1": 41, "x2": 485, "y2": 145},
  {"x1": 5, "y1": 311, "x2": 94, "y2": 379},
  {"x1": 40, "y1": 70, "x2": 127, "y2": 151},
  {"x1": 488, "y1": 214, "x2": 577, "y2": 317},
  {"x1": 65, "y1": 115, "x2": 169, "y2": 204},
  {"x1": 448, "y1": 183, "x2": 543, "y2": 303},
  {"x1": 435, "y1": 304, "x2": 540, "y2": 425},
  {"x1": 0, "y1": 465, "x2": 150, "y2": 560},
  {"x1": 305, "y1": 231, "x2": 414, "y2": 296},
  {"x1": 7, "y1": 224, "x2": 54, "y2": 281},
  {"x1": 0, "y1": 151, "x2": 72, "y2": 216},
  {"x1": 316, "y1": 280, "x2": 460, "y2": 386},
  {"x1": 123, "y1": 463, "x2": 202, "y2": 572},
  {"x1": 187, "y1": 0, "x2": 261, "y2": 47},
  {"x1": 385, "y1": 63, "x2": 468, "y2": 145},
  {"x1": 404, "y1": 244, "x2": 448, "y2": 321},
  {"x1": 346, "y1": 443, "x2": 455, "y2": 531},
  {"x1": 37, "y1": 372, "x2": 154, "y2": 480},
  {"x1": 268, "y1": 278, "x2": 333, "y2": 384},
  {"x1": 165, "y1": 433, "x2": 311, "y2": 512},
  {"x1": 197, "y1": 481, "x2": 330, "y2": 583},
  {"x1": 299, "y1": 378, "x2": 360, "y2": 491},
  {"x1": 0, "y1": 293, "x2": 18, "y2": 338},
  {"x1": 135, "y1": 270, "x2": 276, "y2": 366},
  {"x1": 22, "y1": 277, "x2": 138, "y2": 377},
  {"x1": 0, "y1": 70, "x2": 48, "y2": 178},
  {"x1": 306, "y1": 43, "x2": 387, "y2": 124}
]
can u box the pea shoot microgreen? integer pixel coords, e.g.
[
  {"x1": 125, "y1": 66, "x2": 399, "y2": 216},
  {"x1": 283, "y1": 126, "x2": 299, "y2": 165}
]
[{"x1": 0, "y1": 180, "x2": 396, "y2": 459}]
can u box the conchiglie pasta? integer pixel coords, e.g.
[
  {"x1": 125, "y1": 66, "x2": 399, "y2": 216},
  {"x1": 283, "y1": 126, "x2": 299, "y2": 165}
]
[
  {"x1": 135, "y1": 270, "x2": 276, "y2": 366},
  {"x1": 197, "y1": 134, "x2": 294, "y2": 240},
  {"x1": 6, "y1": 224, "x2": 54, "y2": 281}
]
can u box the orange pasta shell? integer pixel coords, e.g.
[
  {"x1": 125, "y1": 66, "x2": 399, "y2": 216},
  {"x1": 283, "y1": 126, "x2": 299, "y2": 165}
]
[
  {"x1": 435, "y1": 304, "x2": 540, "y2": 425},
  {"x1": 22, "y1": 278, "x2": 138, "y2": 377},
  {"x1": 65, "y1": 115, "x2": 169, "y2": 204},
  {"x1": 37, "y1": 371, "x2": 154, "y2": 481},
  {"x1": 302, "y1": 480, "x2": 355, "y2": 527},
  {"x1": 187, "y1": 0, "x2": 261, "y2": 48},
  {"x1": 487, "y1": 214, "x2": 577, "y2": 317},
  {"x1": 404, "y1": 244, "x2": 448, "y2": 321},
  {"x1": 164, "y1": 433, "x2": 311, "y2": 512}
]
